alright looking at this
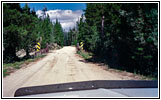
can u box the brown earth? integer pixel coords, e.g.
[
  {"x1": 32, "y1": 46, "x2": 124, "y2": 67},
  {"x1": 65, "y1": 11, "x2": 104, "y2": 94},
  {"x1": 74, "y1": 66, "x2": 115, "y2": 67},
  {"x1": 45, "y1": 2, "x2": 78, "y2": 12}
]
[{"x1": 3, "y1": 46, "x2": 142, "y2": 97}]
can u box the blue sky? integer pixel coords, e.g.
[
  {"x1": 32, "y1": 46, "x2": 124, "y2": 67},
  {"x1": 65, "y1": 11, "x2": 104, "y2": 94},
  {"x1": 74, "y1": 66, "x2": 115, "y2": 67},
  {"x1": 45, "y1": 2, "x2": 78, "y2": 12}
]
[
  {"x1": 20, "y1": 3, "x2": 86, "y2": 31},
  {"x1": 20, "y1": 3, "x2": 86, "y2": 11}
]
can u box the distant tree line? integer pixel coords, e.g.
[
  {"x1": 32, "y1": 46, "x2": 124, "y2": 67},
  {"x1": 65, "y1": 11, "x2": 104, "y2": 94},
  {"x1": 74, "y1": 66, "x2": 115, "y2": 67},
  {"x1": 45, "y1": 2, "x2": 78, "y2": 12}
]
[
  {"x1": 3, "y1": 3, "x2": 64, "y2": 63},
  {"x1": 66, "y1": 3, "x2": 158, "y2": 77},
  {"x1": 65, "y1": 27, "x2": 78, "y2": 46}
]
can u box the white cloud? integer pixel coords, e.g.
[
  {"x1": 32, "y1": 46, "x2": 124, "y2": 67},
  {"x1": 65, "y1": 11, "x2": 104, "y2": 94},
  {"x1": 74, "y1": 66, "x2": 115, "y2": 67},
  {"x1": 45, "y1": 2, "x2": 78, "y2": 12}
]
[{"x1": 36, "y1": 9, "x2": 83, "y2": 31}]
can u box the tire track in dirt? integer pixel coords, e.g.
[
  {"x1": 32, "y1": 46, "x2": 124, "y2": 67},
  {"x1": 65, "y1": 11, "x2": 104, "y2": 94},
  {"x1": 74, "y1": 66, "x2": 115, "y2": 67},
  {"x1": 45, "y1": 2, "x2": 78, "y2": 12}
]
[
  {"x1": 3, "y1": 51, "x2": 58, "y2": 97},
  {"x1": 3, "y1": 46, "x2": 143, "y2": 97},
  {"x1": 21, "y1": 56, "x2": 58, "y2": 87},
  {"x1": 66, "y1": 57, "x2": 77, "y2": 82}
]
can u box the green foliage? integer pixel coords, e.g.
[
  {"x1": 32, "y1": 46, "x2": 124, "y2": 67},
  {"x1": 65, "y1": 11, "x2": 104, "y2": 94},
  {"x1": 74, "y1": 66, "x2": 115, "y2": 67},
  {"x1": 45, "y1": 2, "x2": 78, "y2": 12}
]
[
  {"x1": 3, "y1": 69, "x2": 8, "y2": 77},
  {"x1": 3, "y1": 3, "x2": 158, "y2": 78},
  {"x1": 76, "y1": 3, "x2": 158, "y2": 78},
  {"x1": 77, "y1": 50, "x2": 91, "y2": 59},
  {"x1": 35, "y1": 15, "x2": 55, "y2": 48},
  {"x1": 3, "y1": 3, "x2": 22, "y2": 62},
  {"x1": 143, "y1": 55, "x2": 152, "y2": 59},
  {"x1": 3, "y1": 3, "x2": 64, "y2": 63},
  {"x1": 137, "y1": 48, "x2": 143, "y2": 51},
  {"x1": 66, "y1": 27, "x2": 79, "y2": 46},
  {"x1": 118, "y1": 4, "x2": 158, "y2": 77},
  {"x1": 3, "y1": 54, "x2": 46, "y2": 77},
  {"x1": 53, "y1": 19, "x2": 64, "y2": 46}
]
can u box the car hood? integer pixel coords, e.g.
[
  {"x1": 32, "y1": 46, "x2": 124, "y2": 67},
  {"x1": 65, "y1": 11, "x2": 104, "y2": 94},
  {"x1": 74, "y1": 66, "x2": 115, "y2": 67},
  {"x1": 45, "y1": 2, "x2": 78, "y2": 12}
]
[{"x1": 14, "y1": 80, "x2": 158, "y2": 97}]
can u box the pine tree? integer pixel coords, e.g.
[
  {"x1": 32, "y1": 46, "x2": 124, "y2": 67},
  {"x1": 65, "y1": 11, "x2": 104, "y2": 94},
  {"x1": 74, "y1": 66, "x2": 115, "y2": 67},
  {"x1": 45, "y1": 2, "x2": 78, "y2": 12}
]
[
  {"x1": 3, "y1": 3, "x2": 22, "y2": 62},
  {"x1": 53, "y1": 19, "x2": 64, "y2": 46}
]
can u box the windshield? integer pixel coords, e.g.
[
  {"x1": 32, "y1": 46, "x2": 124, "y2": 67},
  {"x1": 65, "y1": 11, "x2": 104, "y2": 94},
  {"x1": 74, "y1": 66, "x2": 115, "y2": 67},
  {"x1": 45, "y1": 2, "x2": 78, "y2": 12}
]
[{"x1": 2, "y1": 2, "x2": 158, "y2": 98}]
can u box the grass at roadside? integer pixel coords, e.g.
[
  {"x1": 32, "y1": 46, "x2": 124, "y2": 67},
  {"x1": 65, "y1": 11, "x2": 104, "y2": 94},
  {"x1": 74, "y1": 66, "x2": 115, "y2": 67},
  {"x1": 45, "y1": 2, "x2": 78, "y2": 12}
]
[
  {"x1": 140, "y1": 75, "x2": 158, "y2": 80},
  {"x1": 3, "y1": 55, "x2": 46, "y2": 77},
  {"x1": 77, "y1": 50, "x2": 157, "y2": 80},
  {"x1": 77, "y1": 50, "x2": 93, "y2": 59}
]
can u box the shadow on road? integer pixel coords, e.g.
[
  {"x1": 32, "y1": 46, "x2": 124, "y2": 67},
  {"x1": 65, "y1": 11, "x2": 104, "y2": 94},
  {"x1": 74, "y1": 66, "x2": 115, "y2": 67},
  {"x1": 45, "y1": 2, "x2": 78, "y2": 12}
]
[{"x1": 78, "y1": 55, "x2": 124, "y2": 71}]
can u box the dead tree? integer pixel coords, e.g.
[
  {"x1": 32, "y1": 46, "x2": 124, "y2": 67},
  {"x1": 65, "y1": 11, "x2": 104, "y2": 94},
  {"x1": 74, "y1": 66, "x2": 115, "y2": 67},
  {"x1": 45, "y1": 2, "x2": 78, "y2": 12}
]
[{"x1": 101, "y1": 15, "x2": 105, "y2": 39}]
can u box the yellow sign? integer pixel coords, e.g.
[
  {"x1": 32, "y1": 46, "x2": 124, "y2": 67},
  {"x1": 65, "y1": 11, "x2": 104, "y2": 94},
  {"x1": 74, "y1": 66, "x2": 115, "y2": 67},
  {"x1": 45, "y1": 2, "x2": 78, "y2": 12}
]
[
  {"x1": 80, "y1": 42, "x2": 83, "y2": 45},
  {"x1": 36, "y1": 42, "x2": 41, "y2": 51},
  {"x1": 80, "y1": 42, "x2": 84, "y2": 50},
  {"x1": 37, "y1": 42, "x2": 40, "y2": 46}
]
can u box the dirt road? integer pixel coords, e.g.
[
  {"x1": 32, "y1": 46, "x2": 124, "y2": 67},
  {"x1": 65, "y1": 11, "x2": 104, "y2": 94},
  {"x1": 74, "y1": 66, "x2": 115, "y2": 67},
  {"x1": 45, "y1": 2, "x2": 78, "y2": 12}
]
[{"x1": 3, "y1": 46, "x2": 141, "y2": 97}]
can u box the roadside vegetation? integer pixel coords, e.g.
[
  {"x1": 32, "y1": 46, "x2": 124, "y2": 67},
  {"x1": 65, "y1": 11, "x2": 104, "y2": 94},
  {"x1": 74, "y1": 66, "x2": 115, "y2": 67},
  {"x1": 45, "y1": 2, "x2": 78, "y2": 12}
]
[
  {"x1": 3, "y1": 3, "x2": 64, "y2": 76},
  {"x1": 77, "y1": 50, "x2": 92, "y2": 59},
  {"x1": 3, "y1": 3, "x2": 158, "y2": 79},
  {"x1": 3, "y1": 55, "x2": 46, "y2": 77},
  {"x1": 77, "y1": 50, "x2": 156, "y2": 80},
  {"x1": 3, "y1": 3, "x2": 64, "y2": 63},
  {"x1": 68, "y1": 3, "x2": 158, "y2": 79}
]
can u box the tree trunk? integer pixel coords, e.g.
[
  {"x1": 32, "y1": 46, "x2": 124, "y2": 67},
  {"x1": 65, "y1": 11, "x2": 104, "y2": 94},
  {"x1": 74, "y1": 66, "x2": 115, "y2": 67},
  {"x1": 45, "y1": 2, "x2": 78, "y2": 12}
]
[
  {"x1": 101, "y1": 15, "x2": 105, "y2": 39},
  {"x1": 26, "y1": 48, "x2": 30, "y2": 58}
]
